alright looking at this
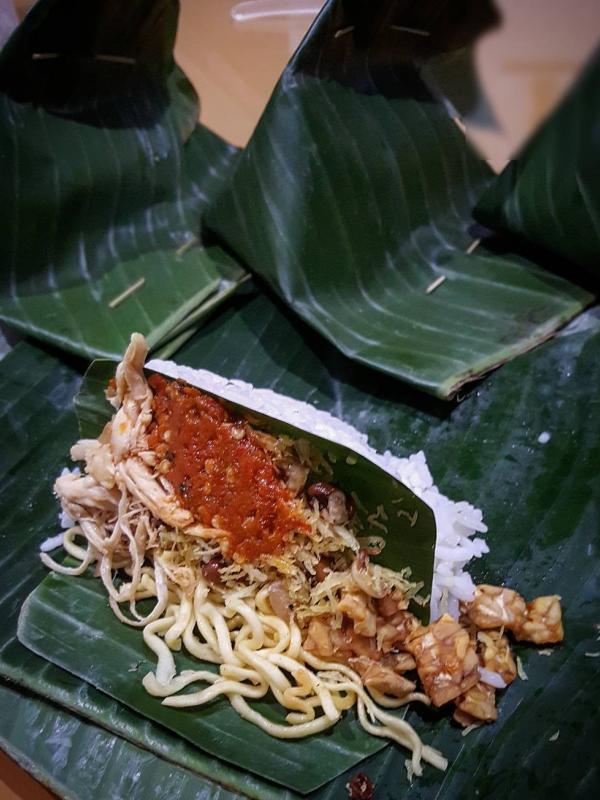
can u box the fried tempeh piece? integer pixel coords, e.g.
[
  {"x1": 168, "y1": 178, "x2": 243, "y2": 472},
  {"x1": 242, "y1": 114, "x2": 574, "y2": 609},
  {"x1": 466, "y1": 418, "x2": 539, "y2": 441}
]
[
  {"x1": 462, "y1": 584, "x2": 526, "y2": 631},
  {"x1": 338, "y1": 590, "x2": 378, "y2": 637},
  {"x1": 477, "y1": 630, "x2": 517, "y2": 685},
  {"x1": 377, "y1": 610, "x2": 420, "y2": 653},
  {"x1": 454, "y1": 682, "x2": 497, "y2": 723},
  {"x1": 406, "y1": 614, "x2": 479, "y2": 706},
  {"x1": 360, "y1": 661, "x2": 416, "y2": 697},
  {"x1": 515, "y1": 595, "x2": 564, "y2": 644}
]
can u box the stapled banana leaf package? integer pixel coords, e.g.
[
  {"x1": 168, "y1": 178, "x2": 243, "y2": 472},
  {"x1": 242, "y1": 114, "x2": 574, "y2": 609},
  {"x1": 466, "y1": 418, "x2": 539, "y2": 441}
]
[
  {"x1": 206, "y1": 0, "x2": 593, "y2": 398},
  {"x1": 0, "y1": 0, "x2": 246, "y2": 361}
]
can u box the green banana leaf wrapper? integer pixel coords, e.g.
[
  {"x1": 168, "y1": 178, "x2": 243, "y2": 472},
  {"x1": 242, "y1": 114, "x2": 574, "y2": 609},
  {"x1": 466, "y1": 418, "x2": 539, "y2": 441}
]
[
  {"x1": 1, "y1": 285, "x2": 599, "y2": 798},
  {"x1": 16, "y1": 345, "x2": 437, "y2": 793},
  {"x1": 206, "y1": 0, "x2": 593, "y2": 399},
  {"x1": 474, "y1": 46, "x2": 600, "y2": 281},
  {"x1": 0, "y1": 0, "x2": 247, "y2": 360}
]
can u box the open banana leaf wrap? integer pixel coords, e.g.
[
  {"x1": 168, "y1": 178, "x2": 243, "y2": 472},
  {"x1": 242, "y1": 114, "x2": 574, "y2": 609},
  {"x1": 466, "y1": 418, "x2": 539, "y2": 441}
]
[
  {"x1": 474, "y1": 46, "x2": 600, "y2": 281},
  {"x1": 0, "y1": 0, "x2": 247, "y2": 359},
  {"x1": 206, "y1": 0, "x2": 593, "y2": 398},
  {"x1": 0, "y1": 284, "x2": 598, "y2": 797},
  {"x1": 16, "y1": 346, "x2": 437, "y2": 793}
]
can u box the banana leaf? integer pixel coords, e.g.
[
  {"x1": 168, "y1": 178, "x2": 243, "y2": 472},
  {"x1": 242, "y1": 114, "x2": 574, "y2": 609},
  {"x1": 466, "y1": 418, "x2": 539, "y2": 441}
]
[
  {"x1": 0, "y1": 683, "x2": 246, "y2": 800},
  {"x1": 474, "y1": 46, "x2": 600, "y2": 279},
  {"x1": 0, "y1": 0, "x2": 246, "y2": 360},
  {"x1": 205, "y1": 0, "x2": 593, "y2": 399},
  {"x1": 15, "y1": 351, "x2": 436, "y2": 793},
  {"x1": 2, "y1": 285, "x2": 600, "y2": 798}
]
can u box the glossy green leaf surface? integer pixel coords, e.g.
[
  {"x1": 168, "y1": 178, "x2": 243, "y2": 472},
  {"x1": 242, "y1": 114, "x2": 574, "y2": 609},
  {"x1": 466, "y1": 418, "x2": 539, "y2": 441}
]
[
  {"x1": 206, "y1": 0, "x2": 592, "y2": 398},
  {"x1": 474, "y1": 46, "x2": 600, "y2": 279},
  {"x1": 0, "y1": 0, "x2": 246, "y2": 360},
  {"x1": 0, "y1": 683, "x2": 244, "y2": 800},
  {"x1": 2, "y1": 285, "x2": 599, "y2": 798}
]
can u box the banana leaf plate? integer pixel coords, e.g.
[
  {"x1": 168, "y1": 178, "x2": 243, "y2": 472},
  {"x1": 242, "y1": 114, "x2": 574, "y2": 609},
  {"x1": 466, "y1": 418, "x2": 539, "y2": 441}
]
[{"x1": 1, "y1": 283, "x2": 600, "y2": 798}]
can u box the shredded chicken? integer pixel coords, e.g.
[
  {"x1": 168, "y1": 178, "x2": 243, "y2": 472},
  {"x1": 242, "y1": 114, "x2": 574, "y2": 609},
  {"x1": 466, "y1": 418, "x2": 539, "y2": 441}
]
[
  {"x1": 515, "y1": 595, "x2": 564, "y2": 644},
  {"x1": 53, "y1": 472, "x2": 118, "y2": 517},
  {"x1": 71, "y1": 437, "x2": 115, "y2": 489},
  {"x1": 108, "y1": 332, "x2": 153, "y2": 462},
  {"x1": 454, "y1": 682, "x2": 497, "y2": 723},
  {"x1": 407, "y1": 614, "x2": 479, "y2": 707},
  {"x1": 117, "y1": 459, "x2": 193, "y2": 529},
  {"x1": 462, "y1": 585, "x2": 526, "y2": 631}
]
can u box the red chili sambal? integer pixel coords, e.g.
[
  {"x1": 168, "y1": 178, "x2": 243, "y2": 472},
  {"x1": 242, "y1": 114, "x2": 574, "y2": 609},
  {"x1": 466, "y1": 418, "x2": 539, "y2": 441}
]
[{"x1": 146, "y1": 375, "x2": 309, "y2": 562}]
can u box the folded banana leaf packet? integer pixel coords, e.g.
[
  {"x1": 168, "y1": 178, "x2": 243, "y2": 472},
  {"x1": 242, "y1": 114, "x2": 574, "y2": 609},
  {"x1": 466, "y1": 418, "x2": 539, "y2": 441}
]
[
  {"x1": 2, "y1": 293, "x2": 600, "y2": 799},
  {"x1": 0, "y1": 0, "x2": 247, "y2": 360},
  {"x1": 474, "y1": 45, "x2": 600, "y2": 281},
  {"x1": 206, "y1": 0, "x2": 594, "y2": 398}
]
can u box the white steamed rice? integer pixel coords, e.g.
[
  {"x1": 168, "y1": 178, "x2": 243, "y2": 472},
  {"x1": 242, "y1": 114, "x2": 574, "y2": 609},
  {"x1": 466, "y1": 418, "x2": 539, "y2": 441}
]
[{"x1": 146, "y1": 359, "x2": 490, "y2": 621}]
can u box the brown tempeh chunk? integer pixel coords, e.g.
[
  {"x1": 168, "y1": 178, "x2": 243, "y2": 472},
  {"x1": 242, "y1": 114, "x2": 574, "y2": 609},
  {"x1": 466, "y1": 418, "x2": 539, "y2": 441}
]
[
  {"x1": 377, "y1": 609, "x2": 420, "y2": 653},
  {"x1": 453, "y1": 707, "x2": 479, "y2": 727},
  {"x1": 455, "y1": 682, "x2": 497, "y2": 722},
  {"x1": 362, "y1": 661, "x2": 416, "y2": 697},
  {"x1": 515, "y1": 595, "x2": 564, "y2": 644},
  {"x1": 406, "y1": 614, "x2": 480, "y2": 707},
  {"x1": 477, "y1": 630, "x2": 517, "y2": 685},
  {"x1": 376, "y1": 589, "x2": 409, "y2": 618},
  {"x1": 331, "y1": 625, "x2": 380, "y2": 661},
  {"x1": 462, "y1": 584, "x2": 526, "y2": 631},
  {"x1": 381, "y1": 652, "x2": 417, "y2": 673},
  {"x1": 350, "y1": 658, "x2": 416, "y2": 697}
]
